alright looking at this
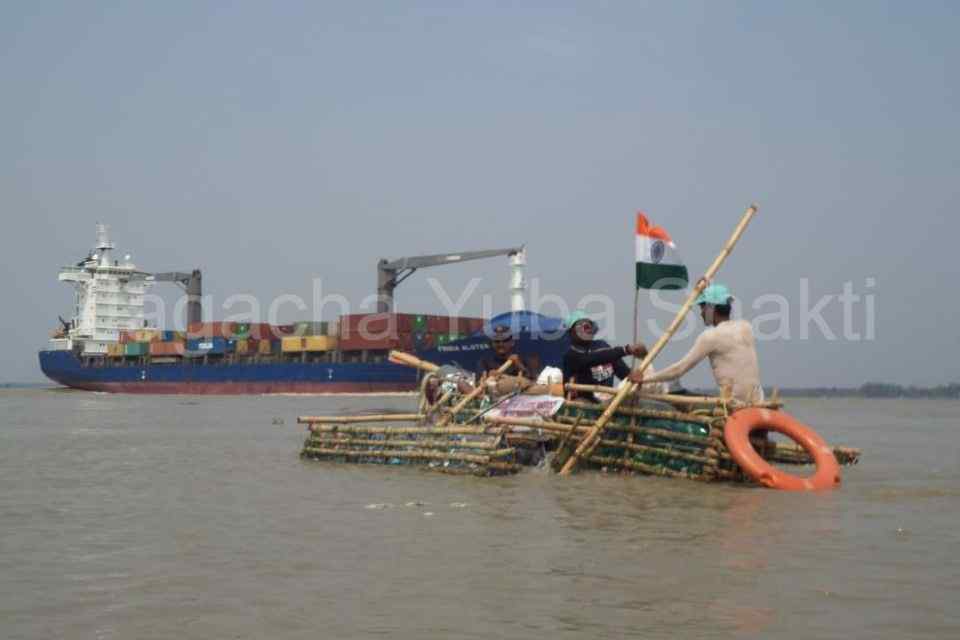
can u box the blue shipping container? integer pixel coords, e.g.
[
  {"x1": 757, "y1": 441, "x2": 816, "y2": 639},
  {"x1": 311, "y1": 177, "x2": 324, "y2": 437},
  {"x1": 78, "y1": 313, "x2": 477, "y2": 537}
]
[{"x1": 186, "y1": 337, "x2": 231, "y2": 354}]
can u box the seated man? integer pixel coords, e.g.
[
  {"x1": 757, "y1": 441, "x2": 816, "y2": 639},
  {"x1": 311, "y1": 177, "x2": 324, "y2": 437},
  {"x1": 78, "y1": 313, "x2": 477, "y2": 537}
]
[
  {"x1": 639, "y1": 284, "x2": 763, "y2": 403},
  {"x1": 477, "y1": 325, "x2": 533, "y2": 379},
  {"x1": 561, "y1": 311, "x2": 647, "y2": 401}
]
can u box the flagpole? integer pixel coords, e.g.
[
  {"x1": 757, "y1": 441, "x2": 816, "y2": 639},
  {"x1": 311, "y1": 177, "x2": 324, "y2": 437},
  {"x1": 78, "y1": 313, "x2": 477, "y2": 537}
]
[{"x1": 631, "y1": 286, "x2": 641, "y2": 371}]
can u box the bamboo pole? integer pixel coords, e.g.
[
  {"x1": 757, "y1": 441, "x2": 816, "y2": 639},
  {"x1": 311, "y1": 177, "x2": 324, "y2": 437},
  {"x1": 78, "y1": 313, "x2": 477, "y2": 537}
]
[
  {"x1": 551, "y1": 415, "x2": 716, "y2": 446},
  {"x1": 308, "y1": 424, "x2": 490, "y2": 436},
  {"x1": 423, "y1": 387, "x2": 457, "y2": 422},
  {"x1": 560, "y1": 400, "x2": 716, "y2": 426},
  {"x1": 483, "y1": 414, "x2": 712, "y2": 447},
  {"x1": 586, "y1": 455, "x2": 698, "y2": 479},
  {"x1": 298, "y1": 413, "x2": 423, "y2": 425},
  {"x1": 594, "y1": 439, "x2": 713, "y2": 465},
  {"x1": 560, "y1": 203, "x2": 759, "y2": 475},
  {"x1": 301, "y1": 447, "x2": 514, "y2": 465},
  {"x1": 305, "y1": 437, "x2": 504, "y2": 451},
  {"x1": 563, "y1": 384, "x2": 783, "y2": 409},
  {"x1": 388, "y1": 350, "x2": 440, "y2": 373},
  {"x1": 437, "y1": 358, "x2": 515, "y2": 426}
]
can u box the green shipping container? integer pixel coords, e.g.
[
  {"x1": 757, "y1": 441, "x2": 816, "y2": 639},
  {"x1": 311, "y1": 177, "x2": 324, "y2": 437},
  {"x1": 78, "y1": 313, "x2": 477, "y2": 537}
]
[
  {"x1": 125, "y1": 342, "x2": 149, "y2": 356},
  {"x1": 413, "y1": 315, "x2": 427, "y2": 330},
  {"x1": 436, "y1": 334, "x2": 450, "y2": 346}
]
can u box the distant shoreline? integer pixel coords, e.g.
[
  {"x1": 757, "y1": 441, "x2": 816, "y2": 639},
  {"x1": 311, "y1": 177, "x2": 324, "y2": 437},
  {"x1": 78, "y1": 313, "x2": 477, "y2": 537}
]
[{"x1": 711, "y1": 383, "x2": 960, "y2": 399}]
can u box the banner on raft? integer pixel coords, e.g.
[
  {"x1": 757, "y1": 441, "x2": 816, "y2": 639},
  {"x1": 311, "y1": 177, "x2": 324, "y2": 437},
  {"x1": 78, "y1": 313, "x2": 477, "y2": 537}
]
[{"x1": 485, "y1": 395, "x2": 566, "y2": 422}]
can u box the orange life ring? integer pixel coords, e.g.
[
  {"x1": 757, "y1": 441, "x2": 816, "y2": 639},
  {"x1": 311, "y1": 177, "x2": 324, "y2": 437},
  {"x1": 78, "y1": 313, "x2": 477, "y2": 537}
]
[{"x1": 724, "y1": 408, "x2": 841, "y2": 491}]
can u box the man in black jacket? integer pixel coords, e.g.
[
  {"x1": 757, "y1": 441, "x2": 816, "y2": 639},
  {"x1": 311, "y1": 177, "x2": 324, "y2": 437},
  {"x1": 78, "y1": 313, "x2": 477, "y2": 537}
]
[{"x1": 562, "y1": 312, "x2": 647, "y2": 401}]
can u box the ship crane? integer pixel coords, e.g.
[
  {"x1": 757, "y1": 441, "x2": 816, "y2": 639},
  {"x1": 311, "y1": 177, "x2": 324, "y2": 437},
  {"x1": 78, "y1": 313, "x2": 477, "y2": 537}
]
[
  {"x1": 152, "y1": 270, "x2": 203, "y2": 326},
  {"x1": 377, "y1": 247, "x2": 526, "y2": 314}
]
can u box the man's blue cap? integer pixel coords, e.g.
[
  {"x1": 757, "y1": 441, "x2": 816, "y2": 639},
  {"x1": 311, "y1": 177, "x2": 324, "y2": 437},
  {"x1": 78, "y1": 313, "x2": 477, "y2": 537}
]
[{"x1": 695, "y1": 283, "x2": 733, "y2": 306}]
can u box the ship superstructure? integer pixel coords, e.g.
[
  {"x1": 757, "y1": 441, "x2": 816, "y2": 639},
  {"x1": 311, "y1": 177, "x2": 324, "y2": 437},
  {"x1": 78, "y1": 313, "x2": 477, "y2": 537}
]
[{"x1": 52, "y1": 224, "x2": 152, "y2": 355}]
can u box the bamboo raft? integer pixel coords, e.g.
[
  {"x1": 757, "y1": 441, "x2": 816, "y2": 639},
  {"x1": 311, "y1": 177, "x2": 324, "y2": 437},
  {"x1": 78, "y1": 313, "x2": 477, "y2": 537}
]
[{"x1": 298, "y1": 376, "x2": 861, "y2": 483}]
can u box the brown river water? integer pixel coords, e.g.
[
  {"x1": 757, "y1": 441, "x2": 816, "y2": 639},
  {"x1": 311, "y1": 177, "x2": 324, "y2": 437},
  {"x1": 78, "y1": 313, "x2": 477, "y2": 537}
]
[{"x1": 1, "y1": 389, "x2": 958, "y2": 639}]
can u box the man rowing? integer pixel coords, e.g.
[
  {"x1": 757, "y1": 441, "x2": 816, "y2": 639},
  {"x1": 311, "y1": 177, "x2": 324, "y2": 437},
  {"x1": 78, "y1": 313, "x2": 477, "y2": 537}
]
[
  {"x1": 637, "y1": 284, "x2": 763, "y2": 403},
  {"x1": 476, "y1": 325, "x2": 534, "y2": 379}
]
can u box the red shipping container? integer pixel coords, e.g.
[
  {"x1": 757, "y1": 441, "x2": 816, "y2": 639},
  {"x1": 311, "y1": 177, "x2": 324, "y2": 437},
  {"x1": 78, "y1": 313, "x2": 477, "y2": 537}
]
[
  {"x1": 339, "y1": 330, "x2": 413, "y2": 352},
  {"x1": 188, "y1": 321, "x2": 235, "y2": 339},
  {"x1": 426, "y1": 315, "x2": 449, "y2": 333},
  {"x1": 119, "y1": 330, "x2": 133, "y2": 344},
  {"x1": 245, "y1": 323, "x2": 276, "y2": 340},
  {"x1": 149, "y1": 341, "x2": 185, "y2": 356},
  {"x1": 340, "y1": 314, "x2": 407, "y2": 340},
  {"x1": 426, "y1": 315, "x2": 484, "y2": 334}
]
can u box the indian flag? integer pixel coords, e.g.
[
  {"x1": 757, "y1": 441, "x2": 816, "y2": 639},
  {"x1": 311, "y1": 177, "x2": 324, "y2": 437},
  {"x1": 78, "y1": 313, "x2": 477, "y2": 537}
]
[{"x1": 636, "y1": 212, "x2": 688, "y2": 290}]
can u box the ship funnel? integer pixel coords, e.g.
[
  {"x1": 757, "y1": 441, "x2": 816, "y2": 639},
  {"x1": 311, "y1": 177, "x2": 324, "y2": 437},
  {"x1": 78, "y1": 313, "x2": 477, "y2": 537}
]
[{"x1": 95, "y1": 223, "x2": 115, "y2": 265}]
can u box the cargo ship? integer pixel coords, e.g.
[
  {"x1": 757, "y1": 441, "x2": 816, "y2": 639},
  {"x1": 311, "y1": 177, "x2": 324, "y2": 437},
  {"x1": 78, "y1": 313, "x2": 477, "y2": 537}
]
[{"x1": 39, "y1": 226, "x2": 568, "y2": 394}]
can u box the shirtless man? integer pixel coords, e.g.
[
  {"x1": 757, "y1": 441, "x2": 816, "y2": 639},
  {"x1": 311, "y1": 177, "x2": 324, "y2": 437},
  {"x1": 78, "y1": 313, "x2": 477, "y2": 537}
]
[{"x1": 639, "y1": 284, "x2": 763, "y2": 403}]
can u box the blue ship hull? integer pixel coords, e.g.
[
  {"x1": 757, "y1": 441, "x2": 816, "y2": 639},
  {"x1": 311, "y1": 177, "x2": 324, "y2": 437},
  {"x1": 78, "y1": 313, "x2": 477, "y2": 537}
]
[{"x1": 38, "y1": 313, "x2": 570, "y2": 394}]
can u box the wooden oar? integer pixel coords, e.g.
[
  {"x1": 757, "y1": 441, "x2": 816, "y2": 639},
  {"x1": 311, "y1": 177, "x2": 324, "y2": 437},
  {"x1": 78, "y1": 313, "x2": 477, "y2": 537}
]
[
  {"x1": 559, "y1": 203, "x2": 759, "y2": 475},
  {"x1": 437, "y1": 358, "x2": 516, "y2": 426}
]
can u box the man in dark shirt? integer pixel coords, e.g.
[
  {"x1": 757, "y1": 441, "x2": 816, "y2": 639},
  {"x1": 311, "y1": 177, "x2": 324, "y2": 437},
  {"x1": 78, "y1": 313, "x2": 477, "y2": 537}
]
[
  {"x1": 476, "y1": 325, "x2": 531, "y2": 379},
  {"x1": 561, "y1": 312, "x2": 647, "y2": 401}
]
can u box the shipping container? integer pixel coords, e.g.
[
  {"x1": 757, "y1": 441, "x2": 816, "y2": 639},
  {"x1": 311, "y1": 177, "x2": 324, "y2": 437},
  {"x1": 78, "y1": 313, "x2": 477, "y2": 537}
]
[
  {"x1": 150, "y1": 341, "x2": 185, "y2": 357},
  {"x1": 244, "y1": 323, "x2": 276, "y2": 340},
  {"x1": 235, "y1": 339, "x2": 250, "y2": 355},
  {"x1": 338, "y1": 332, "x2": 414, "y2": 353},
  {"x1": 272, "y1": 324, "x2": 297, "y2": 336},
  {"x1": 118, "y1": 330, "x2": 134, "y2": 344},
  {"x1": 281, "y1": 337, "x2": 305, "y2": 353},
  {"x1": 187, "y1": 321, "x2": 235, "y2": 339},
  {"x1": 339, "y1": 313, "x2": 413, "y2": 339},
  {"x1": 107, "y1": 343, "x2": 125, "y2": 356},
  {"x1": 258, "y1": 339, "x2": 276, "y2": 355},
  {"x1": 125, "y1": 342, "x2": 149, "y2": 356},
  {"x1": 161, "y1": 330, "x2": 177, "y2": 342},
  {"x1": 303, "y1": 336, "x2": 337, "y2": 352},
  {"x1": 425, "y1": 315, "x2": 485, "y2": 334},
  {"x1": 186, "y1": 337, "x2": 230, "y2": 354},
  {"x1": 134, "y1": 329, "x2": 161, "y2": 343}
]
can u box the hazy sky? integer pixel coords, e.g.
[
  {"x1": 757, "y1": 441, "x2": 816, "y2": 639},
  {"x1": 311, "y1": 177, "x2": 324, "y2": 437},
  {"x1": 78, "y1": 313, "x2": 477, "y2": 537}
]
[{"x1": 2, "y1": 1, "x2": 957, "y2": 387}]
